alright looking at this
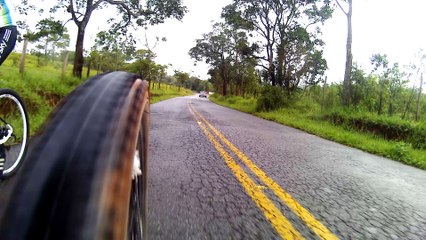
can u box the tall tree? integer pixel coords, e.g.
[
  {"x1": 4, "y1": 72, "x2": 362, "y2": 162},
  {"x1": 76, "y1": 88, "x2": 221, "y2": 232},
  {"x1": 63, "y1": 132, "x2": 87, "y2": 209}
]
[
  {"x1": 16, "y1": 18, "x2": 67, "y2": 73},
  {"x1": 31, "y1": 0, "x2": 188, "y2": 78},
  {"x1": 222, "y1": 0, "x2": 332, "y2": 92},
  {"x1": 125, "y1": 49, "x2": 162, "y2": 87},
  {"x1": 371, "y1": 54, "x2": 391, "y2": 116},
  {"x1": 91, "y1": 30, "x2": 138, "y2": 71},
  {"x1": 336, "y1": 0, "x2": 353, "y2": 106},
  {"x1": 386, "y1": 63, "x2": 406, "y2": 116},
  {"x1": 190, "y1": 23, "x2": 233, "y2": 95},
  {"x1": 34, "y1": 18, "x2": 70, "y2": 61},
  {"x1": 190, "y1": 23, "x2": 257, "y2": 96},
  {"x1": 277, "y1": 27, "x2": 328, "y2": 93},
  {"x1": 413, "y1": 50, "x2": 426, "y2": 121},
  {"x1": 156, "y1": 64, "x2": 167, "y2": 89},
  {"x1": 416, "y1": 73, "x2": 423, "y2": 121},
  {"x1": 174, "y1": 70, "x2": 189, "y2": 91}
]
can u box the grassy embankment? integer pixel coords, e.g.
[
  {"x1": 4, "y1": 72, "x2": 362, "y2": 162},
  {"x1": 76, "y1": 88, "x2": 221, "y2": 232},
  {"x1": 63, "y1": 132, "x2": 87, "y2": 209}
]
[
  {"x1": 209, "y1": 94, "x2": 426, "y2": 170},
  {"x1": 150, "y1": 85, "x2": 193, "y2": 104},
  {"x1": 0, "y1": 53, "x2": 192, "y2": 137}
]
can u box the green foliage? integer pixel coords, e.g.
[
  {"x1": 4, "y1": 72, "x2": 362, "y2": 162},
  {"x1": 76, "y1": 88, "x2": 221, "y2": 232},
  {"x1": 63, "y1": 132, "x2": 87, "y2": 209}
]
[
  {"x1": 389, "y1": 142, "x2": 412, "y2": 163},
  {"x1": 409, "y1": 126, "x2": 426, "y2": 150},
  {"x1": 21, "y1": 0, "x2": 188, "y2": 77},
  {"x1": 1, "y1": 52, "x2": 194, "y2": 136},
  {"x1": 92, "y1": 30, "x2": 137, "y2": 68},
  {"x1": 190, "y1": 22, "x2": 259, "y2": 96},
  {"x1": 1, "y1": 52, "x2": 95, "y2": 132},
  {"x1": 323, "y1": 109, "x2": 426, "y2": 150},
  {"x1": 210, "y1": 94, "x2": 257, "y2": 113},
  {"x1": 125, "y1": 58, "x2": 158, "y2": 80},
  {"x1": 184, "y1": 77, "x2": 213, "y2": 92},
  {"x1": 223, "y1": 0, "x2": 332, "y2": 91},
  {"x1": 174, "y1": 70, "x2": 190, "y2": 90},
  {"x1": 150, "y1": 84, "x2": 193, "y2": 104},
  {"x1": 211, "y1": 90, "x2": 426, "y2": 170},
  {"x1": 32, "y1": 18, "x2": 65, "y2": 40},
  {"x1": 256, "y1": 86, "x2": 286, "y2": 111},
  {"x1": 25, "y1": 18, "x2": 71, "y2": 64}
]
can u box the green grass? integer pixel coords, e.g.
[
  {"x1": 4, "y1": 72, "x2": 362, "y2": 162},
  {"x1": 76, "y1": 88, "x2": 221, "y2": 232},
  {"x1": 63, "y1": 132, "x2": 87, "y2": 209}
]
[
  {"x1": 210, "y1": 94, "x2": 426, "y2": 170},
  {"x1": 209, "y1": 94, "x2": 257, "y2": 113},
  {"x1": 150, "y1": 85, "x2": 193, "y2": 104},
  {"x1": 0, "y1": 56, "x2": 85, "y2": 136}
]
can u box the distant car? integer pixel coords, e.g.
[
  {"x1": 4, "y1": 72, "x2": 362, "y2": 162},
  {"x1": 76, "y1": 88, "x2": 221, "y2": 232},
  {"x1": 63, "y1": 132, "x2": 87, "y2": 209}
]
[{"x1": 199, "y1": 91, "x2": 208, "y2": 98}]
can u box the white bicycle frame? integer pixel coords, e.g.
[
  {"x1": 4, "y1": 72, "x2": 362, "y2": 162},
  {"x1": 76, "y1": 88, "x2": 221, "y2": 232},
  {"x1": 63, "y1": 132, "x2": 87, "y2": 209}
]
[{"x1": 0, "y1": 124, "x2": 13, "y2": 145}]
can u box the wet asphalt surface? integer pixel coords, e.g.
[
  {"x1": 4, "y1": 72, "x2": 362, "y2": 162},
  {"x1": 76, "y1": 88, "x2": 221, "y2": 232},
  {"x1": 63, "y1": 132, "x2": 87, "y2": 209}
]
[{"x1": 148, "y1": 95, "x2": 426, "y2": 239}]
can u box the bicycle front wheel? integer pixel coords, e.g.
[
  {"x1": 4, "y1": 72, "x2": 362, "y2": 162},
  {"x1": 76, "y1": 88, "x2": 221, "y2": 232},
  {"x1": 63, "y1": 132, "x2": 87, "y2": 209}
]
[
  {"x1": 0, "y1": 88, "x2": 29, "y2": 178},
  {"x1": 0, "y1": 72, "x2": 149, "y2": 239}
]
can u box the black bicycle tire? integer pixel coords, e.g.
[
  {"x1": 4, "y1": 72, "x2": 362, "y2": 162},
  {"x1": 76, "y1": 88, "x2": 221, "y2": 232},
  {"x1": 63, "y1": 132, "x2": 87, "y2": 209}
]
[
  {"x1": 0, "y1": 88, "x2": 30, "y2": 178},
  {"x1": 0, "y1": 71, "x2": 149, "y2": 239}
]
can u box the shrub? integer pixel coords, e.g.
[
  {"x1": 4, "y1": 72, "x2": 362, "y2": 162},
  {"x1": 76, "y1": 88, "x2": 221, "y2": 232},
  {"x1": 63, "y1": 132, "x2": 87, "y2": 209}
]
[
  {"x1": 389, "y1": 142, "x2": 412, "y2": 163},
  {"x1": 256, "y1": 86, "x2": 285, "y2": 111},
  {"x1": 227, "y1": 96, "x2": 237, "y2": 104},
  {"x1": 324, "y1": 111, "x2": 426, "y2": 149},
  {"x1": 410, "y1": 126, "x2": 426, "y2": 150}
]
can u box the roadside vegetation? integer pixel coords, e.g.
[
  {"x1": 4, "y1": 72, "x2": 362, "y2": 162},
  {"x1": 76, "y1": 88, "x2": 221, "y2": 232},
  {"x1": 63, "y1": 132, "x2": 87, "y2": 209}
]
[
  {"x1": 0, "y1": 53, "x2": 193, "y2": 137},
  {"x1": 6, "y1": 1, "x2": 426, "y2": 170},
  {"x1": 150, "y1": 85, "x2": 193, "y2": 104},
  {"x1": 190, "y1": 1, "x2": 426, "y2": 170},
  {"x1": 210, "y1": 89, "x2": 426, "y2": 170},
  {"x1": 1, "y1": 1, "x2": 200, "y2": 138}
]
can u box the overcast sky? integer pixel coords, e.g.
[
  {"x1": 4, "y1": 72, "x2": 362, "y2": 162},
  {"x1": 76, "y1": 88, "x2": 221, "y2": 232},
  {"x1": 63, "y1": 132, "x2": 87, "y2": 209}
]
[
  {"x1": 146, "y1": 0, "x2": 426, "y2": 82},
  {"x1": 17, "y1": 0, "x2": 426, "y2": 83}
]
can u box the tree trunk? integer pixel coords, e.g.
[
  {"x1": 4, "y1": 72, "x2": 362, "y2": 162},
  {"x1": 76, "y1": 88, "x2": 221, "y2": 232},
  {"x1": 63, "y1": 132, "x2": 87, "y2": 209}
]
[
  {"x1": 230, "y1": 80, "x2": 234, "y2": 95},
  {"x1": 388, "y1": 102, "x2": 393, "y2": 116},
  {"x1": 342, "y1": 0, "x2": 353, "y2": 106},
  {"x1": 37, "y1": 54, "x2": 41, "y2": 67},
  {"x1": 73, "y1": 25, "x2": 86, "y2": 78},
  {"x1": 19, "y1": 38, "x2": 28, "y2": 75},
  {"x1": 415, "y1": 73, "x2": 423, "y2": 121},
  {"x1": 378, "y1": 87, "x2": 383, "y2": 116},
  {"x1": 269, "y1": 62, "x2": 276, "y2": 86},
  {"x1": 321, "y1": 77, "x2": 327, "y2": 112},
  {"x1": 52, "y1": 44, "x2": 56, "y2": 62},
  {"x1": 402, "y1": 85, "x2": 416, "y2": 119},
  {"x1": 220, "y1": 60, "x2": 227, "y2": 96},
  {"x1": 266, "y1": 39, "x2": 276, "y2": 86},
  {"x1": 276, "y1": 43, "x2": 285, "y2": 88},
  {"x1": 86, "y1": 60, "x2": 91, "y2": 77},
  {"x1": 62, "y1": 51, "x2": 70, "y2": 80}
]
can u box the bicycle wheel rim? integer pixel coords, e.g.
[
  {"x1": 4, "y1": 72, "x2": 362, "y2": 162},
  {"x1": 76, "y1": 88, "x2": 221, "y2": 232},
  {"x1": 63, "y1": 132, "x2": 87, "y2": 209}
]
[
  {"x1": 128, "y1": 109, "x2": 149, "y2": 239},
  {"x1": 0, "y1": 91, "x2": 29, "y2": 177}
]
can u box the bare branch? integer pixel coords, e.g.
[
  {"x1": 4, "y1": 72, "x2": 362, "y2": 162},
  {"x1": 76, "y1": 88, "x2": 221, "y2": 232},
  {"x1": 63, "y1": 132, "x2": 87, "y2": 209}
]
[
  {"x1": 335, "y1": 0, "x2": 348, "y2": 16},
  {"x1": 69, "y1": 0, "x2": 80, "y2": 24}
]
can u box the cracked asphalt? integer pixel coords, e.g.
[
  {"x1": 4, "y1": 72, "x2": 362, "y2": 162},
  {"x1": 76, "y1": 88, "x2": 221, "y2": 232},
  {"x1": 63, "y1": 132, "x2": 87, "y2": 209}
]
[{"x1": 148, "y1": 95, "x2": 426, "y2": 239}]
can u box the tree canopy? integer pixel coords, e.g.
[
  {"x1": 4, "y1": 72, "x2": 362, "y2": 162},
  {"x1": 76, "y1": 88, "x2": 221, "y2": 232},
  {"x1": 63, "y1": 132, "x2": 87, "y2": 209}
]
[
  {"x1": 221, "y1": 0, "x2": 332, "y2": 93},
  {"x1": 21, "y1": 0, "x2": 188, "y2": 78},
  {"x1": 190, "y1": 23, "x2": 258, "y2": 96}
]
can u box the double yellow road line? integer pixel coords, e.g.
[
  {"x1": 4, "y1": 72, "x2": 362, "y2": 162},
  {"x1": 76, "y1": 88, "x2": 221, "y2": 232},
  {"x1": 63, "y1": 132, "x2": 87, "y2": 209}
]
[{"x1": 189, "y1": 103, "x2": 338, "y2": 240}]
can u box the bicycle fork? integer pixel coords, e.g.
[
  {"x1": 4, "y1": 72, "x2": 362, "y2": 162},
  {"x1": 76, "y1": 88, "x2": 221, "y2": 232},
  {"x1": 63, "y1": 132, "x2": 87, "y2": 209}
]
[{"x1": 0, "y1": 145, "x2": 5, "y2": 179}]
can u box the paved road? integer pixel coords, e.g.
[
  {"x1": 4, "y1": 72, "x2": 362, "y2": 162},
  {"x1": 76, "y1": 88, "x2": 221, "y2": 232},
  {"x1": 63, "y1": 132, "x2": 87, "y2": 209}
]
[{"x1": 148, "y1": 95, "x2": 426, "y2": 240}]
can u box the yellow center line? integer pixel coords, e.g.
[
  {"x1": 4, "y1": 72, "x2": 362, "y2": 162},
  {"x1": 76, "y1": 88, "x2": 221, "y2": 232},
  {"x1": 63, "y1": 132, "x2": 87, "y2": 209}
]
[
  {"x1": 189, "y1": 105, "x2": 304, "y2": 240},
  {"x1": 189, "y1": 104, "x2": 339, "y2": 240}
]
